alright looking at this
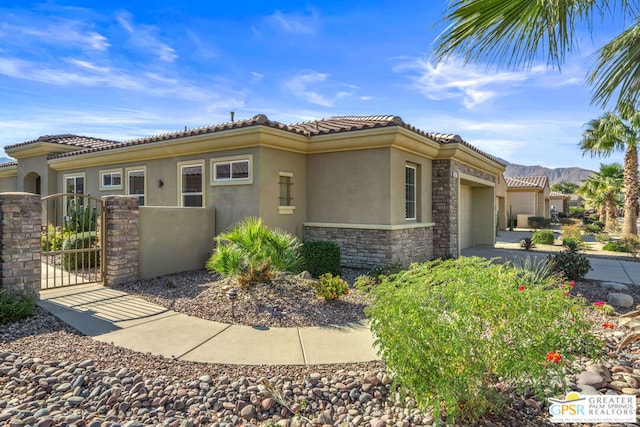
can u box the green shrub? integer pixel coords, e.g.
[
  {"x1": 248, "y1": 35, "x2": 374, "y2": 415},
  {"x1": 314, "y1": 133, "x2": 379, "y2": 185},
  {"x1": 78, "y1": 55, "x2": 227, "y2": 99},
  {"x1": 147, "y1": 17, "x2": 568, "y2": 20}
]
[
  {"x1": 510, "y1": 257, "x2": 558, "y2": 286},
  {"x1": 585, "y1": 222, "x2": 603, "y2": 234},
  {"x1": 206, "y1": 217, "x2": 301, "y2": 286},
  {"x1": 354, "y1": 263, "x2": 404, "y2": 293},
  {"x1": 41, "y1": 225, "x2": 72, "y2": 252},
  {"x1": 532, "y1": 229, "x2": 555, "y2": 245},
  {"x1": 548, "y1": 250, "x2": 592, "y2": 280},
  {"x1": 561, "y1": 224, "x2": 582, "y2": 241},
  {"x1": 299, "y1": 242, "x2": 341, "y2": 277},
  {"x1": 313, "y1": 273, "x2": 349, "y2": 301},
  {"x1": 61, "y1": 231, "x2": 99, "y2": 271},
  {"x1": 596, "y1": 233, "x2": 613, "y2": 244},
  {"x1": 604, "y1": 236, "x2": 640, "y2": 257},
  {"x1": 0, "y1": 291, "x2": 36, "y2": 324},
  {"x1": 527, "y1": 216, "x2": 551, "y2": 229},
  {"x1": 562, "y1": 237, "x2": 586, "y2": 252},
  {"x1": 366, "y1": 257, "x2": 601, "y2": 423}
]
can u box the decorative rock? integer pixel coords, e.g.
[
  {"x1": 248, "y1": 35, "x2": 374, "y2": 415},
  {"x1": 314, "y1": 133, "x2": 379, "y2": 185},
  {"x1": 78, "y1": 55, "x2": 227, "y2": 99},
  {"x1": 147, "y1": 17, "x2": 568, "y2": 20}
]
[
  {"x1": 610, "y1": 365, "x2": 633, "y2": 374},
  {"x1": 298, "y1": 271, "x2": 312, "y2": 280},
  {"x1": 239, "y1": 404, "x2": 256, "y2": 419},
  {"x1": 260, "y1": 398, "x2": 275, "y2": 411},
  {"x1": 575, "y1": 384, "x2": 600, "y2": 395},
  {"x1": 600, "y1": 282, "x2": 630, "y2": 292},
  {"x1": 622, "y1": 388, "x2": 640, "y2": 395},
  {"x1": 608, "y1": 293, "x2": 634, "y2": 308},
  {"x1": 576, "y1": 371, "x2": 607, "y2": 389}
]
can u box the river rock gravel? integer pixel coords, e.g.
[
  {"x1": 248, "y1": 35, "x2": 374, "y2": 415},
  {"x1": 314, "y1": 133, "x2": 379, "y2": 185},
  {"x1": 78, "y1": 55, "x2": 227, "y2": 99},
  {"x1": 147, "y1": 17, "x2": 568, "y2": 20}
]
[{"x1": 2, "y1": 272, "x2": 640, "y2": 426}]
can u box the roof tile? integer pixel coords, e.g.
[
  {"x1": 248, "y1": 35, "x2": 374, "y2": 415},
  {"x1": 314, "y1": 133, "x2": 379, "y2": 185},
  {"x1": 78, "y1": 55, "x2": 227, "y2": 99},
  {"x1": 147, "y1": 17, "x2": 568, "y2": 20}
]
[{"x1": 505, "y1": 176, "x2": 549, "y2": 189}]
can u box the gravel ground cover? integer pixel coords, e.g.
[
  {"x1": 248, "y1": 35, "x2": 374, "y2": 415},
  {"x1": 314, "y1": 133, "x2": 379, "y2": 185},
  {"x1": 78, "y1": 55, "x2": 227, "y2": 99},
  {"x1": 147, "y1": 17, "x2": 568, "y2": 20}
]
[{"x1": 1, "y1": 268, "x2": 640, "y2": 426}]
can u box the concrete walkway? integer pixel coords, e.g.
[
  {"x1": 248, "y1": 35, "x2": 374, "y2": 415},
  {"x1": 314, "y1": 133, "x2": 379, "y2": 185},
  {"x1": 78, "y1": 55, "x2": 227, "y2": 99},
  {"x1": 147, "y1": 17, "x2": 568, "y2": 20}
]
[
  {"x1": 38, "y1": 284, "x2": 379, "y2": 366},
  {"x1": 36, "y1": 230, "x2": 639, "y2": 366}
]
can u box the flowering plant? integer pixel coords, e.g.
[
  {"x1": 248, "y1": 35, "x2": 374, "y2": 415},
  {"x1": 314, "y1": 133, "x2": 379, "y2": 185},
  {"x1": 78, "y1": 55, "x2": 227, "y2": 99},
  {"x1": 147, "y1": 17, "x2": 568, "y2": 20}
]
[
  {"x1": 314, "y1": 273, "x2": 349, "y2": 301},
  {"x1": 602, "y1": 323, "x2": 615, "y2": 329},
  {"x1": 546, "y1": 351, "x2": 562, "y2": 364}
]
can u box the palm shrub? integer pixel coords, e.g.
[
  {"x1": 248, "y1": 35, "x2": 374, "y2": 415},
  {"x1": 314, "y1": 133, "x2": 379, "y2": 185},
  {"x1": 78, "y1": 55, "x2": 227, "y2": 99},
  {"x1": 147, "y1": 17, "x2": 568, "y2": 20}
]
[
  {"x1": 206, "y1": 217, "x2": 301, "y2": 286},
  {"x1": 366, "y1": 257, "x2": 601, "y2": 423}
]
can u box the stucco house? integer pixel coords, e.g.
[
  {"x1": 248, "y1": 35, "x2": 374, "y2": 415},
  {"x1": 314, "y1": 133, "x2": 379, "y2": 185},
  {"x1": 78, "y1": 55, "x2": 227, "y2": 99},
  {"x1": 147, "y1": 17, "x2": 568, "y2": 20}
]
[
  {"x1": 505, "y1": 176, "x2": 551, "y2": 227},
  {"x1": 0, "y1": 114, "x2": 505, "y2": 269},
  {"x1": 550, "y1": 191, "x2": 570, "y2": 216}
]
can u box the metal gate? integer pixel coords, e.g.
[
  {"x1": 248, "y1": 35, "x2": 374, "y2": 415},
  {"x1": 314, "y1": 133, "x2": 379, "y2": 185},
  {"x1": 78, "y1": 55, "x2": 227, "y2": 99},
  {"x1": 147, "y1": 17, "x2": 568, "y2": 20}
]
[{"x1": 41, "y1": 194, "x2": 105, "y2": 288}]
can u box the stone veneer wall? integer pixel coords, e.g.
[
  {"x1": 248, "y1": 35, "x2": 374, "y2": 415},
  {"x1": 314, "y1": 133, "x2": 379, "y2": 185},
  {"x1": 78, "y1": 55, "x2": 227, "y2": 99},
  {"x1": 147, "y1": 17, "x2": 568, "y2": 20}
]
[
  {"x1": 103, "y1": 196, "x2": 140, "y2": 286},
  {"x1": 0, "y1": 193, "x2": 41, "y2": 296},
  {"x1": 304, "y1": 225, "x2": 433, "y2": 269},
  {"x1": 432, "y1": 159, "x2": 497, "y2": 258}
]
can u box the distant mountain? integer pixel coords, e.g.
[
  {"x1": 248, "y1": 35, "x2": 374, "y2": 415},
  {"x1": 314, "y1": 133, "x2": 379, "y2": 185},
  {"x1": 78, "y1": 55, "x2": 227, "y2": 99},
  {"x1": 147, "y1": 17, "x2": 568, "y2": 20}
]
[
  {"x1": 0, "y1": 157, "x2": 14, "y2": 165},
  {"x1": 504, "y1": 162, "x2": 594, "y2": 185}
]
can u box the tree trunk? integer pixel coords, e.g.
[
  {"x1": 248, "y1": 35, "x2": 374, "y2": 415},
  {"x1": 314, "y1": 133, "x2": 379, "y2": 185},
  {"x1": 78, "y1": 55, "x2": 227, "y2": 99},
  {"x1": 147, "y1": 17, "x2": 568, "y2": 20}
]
[
  {"x1": 622, "y1": 144, "x2": 639, "y2": 236},
  {"x1": 604, "y1": 198, "x2": 618, "y2": 233}
]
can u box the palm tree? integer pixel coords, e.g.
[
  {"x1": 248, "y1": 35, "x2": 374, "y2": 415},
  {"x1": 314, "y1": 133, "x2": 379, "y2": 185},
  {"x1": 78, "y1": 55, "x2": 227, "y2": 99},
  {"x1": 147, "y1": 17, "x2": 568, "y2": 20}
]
[
  {"x1": 432, "y1": 0, "x2": 640, "y2": 109},
  {"x1": 550, "y1": 181, "x2": 579, "y2": 195},
  {"x1": 576, "y1": 163, "x2": 623, "y2": 233},
  {"x1": 579, "y1": 105, "x2": 639, "y2": 235}
]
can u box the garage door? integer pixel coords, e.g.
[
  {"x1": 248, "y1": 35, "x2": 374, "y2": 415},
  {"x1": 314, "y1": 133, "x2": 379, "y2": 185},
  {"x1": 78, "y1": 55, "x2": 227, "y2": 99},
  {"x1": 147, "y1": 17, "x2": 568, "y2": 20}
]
[{"x1": 459, "y1": 185, "x2": 473, "y2": 249}]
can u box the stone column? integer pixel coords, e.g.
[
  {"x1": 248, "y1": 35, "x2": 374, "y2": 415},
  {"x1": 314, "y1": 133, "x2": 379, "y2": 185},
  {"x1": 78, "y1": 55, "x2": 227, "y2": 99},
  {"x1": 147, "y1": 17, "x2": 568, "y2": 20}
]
[
  {"x1": 0, "y1": 192, "x2": 41, "y2": 296},
  {"x1": 432, "y1": 160, "x2": 458, "y2": 258},
  {"x1": 103, "y1": 196, "x2": 139, "y2": 286}
]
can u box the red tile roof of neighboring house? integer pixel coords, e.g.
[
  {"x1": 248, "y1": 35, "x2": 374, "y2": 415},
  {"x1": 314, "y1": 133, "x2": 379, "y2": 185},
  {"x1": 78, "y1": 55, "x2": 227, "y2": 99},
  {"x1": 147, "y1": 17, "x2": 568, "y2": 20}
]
[
  {"x1": 13, "y1": 114, "x2": 503, "y2": 166},
  {"x1": 6, "y1": 134, "x2": 120, "y2": 151},
  {"x1": 0, "y1": 161, "x2": 17, "y2": 168},
  {"x1": 505, "y1": 176, "x2": 549, "y2": 189}
]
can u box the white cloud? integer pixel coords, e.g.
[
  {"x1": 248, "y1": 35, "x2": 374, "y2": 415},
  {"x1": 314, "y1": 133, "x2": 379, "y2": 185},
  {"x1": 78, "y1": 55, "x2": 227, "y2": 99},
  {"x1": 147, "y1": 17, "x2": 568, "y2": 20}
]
[
  {"x1": 250, "y1": 72, "x2": 265, "y2": 84},
  {"x1": 116, "y1": 11, "x2": 177, "y2": 62},
  {"x1": 282, "y1": 71, "x2": 354, "y2": 107},
  {"x1": 394, "y1": 57, "x2": 537, "y2": 108},
  {"x1": 265, "y1": 9, "x2": 320, "y2": 35},
  {"x1": 0, "y1": 20, "x2": 110, "y2": 51}
]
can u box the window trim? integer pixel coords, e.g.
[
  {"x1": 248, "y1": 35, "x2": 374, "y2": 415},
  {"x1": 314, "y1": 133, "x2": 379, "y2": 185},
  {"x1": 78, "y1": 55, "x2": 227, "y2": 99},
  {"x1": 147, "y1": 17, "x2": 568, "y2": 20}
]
[
  {"x1": 99, "y1": 168, "x2": 123, "y2": 190},
  {"x1": 178, "y1": 160, "x2": 205, "y2": 207},
  {"x1": 126, "y1": 166, "x2": 146, "y2": 205},
  {"x1": 405, "y1": 164, "x2": 417, "y2": 221},
  {"x1": 210, "y1": 154, "x2": 253, "y2": 186},
  {"x1": 278, "y1": 171, "x2": 295, "y2": 215}
]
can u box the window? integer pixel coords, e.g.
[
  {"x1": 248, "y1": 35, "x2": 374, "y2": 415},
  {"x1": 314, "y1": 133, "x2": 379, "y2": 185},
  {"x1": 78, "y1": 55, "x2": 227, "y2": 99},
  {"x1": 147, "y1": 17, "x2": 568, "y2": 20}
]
[
  {"x1": 65, "y1": 174, "x2": 85, "y2": 195},
  {"x1": 278, "y1": 172, "x2": 295, "y2": 214},
  {"x1": 127, "y1": 168, "x2": 146, "y2": 206},
  {"x1": 64, "y1": 173, "x2": 86, "y2": 213},
  {"x1": 211, "y1": 155, "x2": 253, "y2": 185},
  {"x1": 179, "y1": 161, "x2": 204, "y2": 207},
  {"x1": 279, "y1": 173, "x2": 293, "y2": 206},
  {"x1": 100, "y1": 169, "x2": 123, "y2": 190},
  {"x1": 405, "y1": 165, "x2": 416, "y2": 220}
]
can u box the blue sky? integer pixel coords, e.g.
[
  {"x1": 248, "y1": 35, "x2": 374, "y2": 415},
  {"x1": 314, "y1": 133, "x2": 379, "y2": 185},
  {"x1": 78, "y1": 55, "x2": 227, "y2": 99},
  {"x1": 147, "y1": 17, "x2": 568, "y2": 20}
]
[{"x1": 0, "y1": 0, "x2": 628, "y2": 170}]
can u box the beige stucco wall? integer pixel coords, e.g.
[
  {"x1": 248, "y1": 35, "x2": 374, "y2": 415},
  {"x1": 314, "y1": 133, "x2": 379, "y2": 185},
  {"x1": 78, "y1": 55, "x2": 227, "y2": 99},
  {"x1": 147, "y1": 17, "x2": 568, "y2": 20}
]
[
  {"x1": 14, "y1": 155, "x2": 56, "y2": 196},
  {"x1": 0, "y1": 176, "x2": 17, "y2": 192},
  {"x1": 390, "y1": 148, "x2": 432, "y2": 224},
  {"x1": 257, "y1": 147, "x2": 306, "y2": 237},
  {"x1": 139, "y1": 206, "x2": 215, "y2": 279},
  {"x1": 507, "y1": 190, "x2": 537, "y2": 218},
  {"x1": 306, "y1": 148, "x2": 392, "y2": 224}
]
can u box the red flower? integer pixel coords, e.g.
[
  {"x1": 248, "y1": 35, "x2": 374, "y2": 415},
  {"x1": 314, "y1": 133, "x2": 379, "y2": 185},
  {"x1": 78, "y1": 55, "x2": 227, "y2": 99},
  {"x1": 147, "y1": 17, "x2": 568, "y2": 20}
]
[
  {"x1": 564, "y1": 292, "x2": 571, "y2": 297},
  {"x1": 546, "y1": 351, "x2": 562, "y2": 364},
  {"x1": 602, "y1": 323, "x2": 615, "y2": 329},
  {"x1": 594, "y1": 301, "x2": 605, "y2": 307},
  {"x1": 518, "y1": 285, "x2": 525, "y2": 291},
  {"x1": 570, "y1": 280, "x2": 576, "y2": 288}
]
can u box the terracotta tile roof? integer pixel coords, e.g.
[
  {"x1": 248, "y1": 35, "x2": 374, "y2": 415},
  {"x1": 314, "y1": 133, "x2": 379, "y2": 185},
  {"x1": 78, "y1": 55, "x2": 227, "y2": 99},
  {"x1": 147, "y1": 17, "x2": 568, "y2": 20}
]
[
  {"x1": 290, "y1": 115, "x2": 502, "y2": 164},
  {"x1": 33, "y1": 114, "x2": 503, "y2": 166},
  {"x1": 6, "y1": 134, "x2": 120, "y2": 151},
  {"x1": 505, "y1": 176, "x2": 549, "y2": 189},
  {"x1": 0, "y1": 161, "x2": 17, "y2": 169},
  {"x1": 550, "y1": 191, "x2": 570, "y2": 198}
]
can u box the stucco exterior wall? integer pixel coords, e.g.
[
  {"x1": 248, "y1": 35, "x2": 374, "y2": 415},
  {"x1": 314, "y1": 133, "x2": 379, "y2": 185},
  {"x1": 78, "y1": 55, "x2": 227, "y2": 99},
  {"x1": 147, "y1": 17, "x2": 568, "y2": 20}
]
[
  {"x1": 258, "y1": 147, "x2": 306, "y2": 238},
  {"x1": 0, "y1": 176, "x2": 17, "y2": 192},
  {"x1": 390, "y1": 148, "x2": 432, "y2": 224},
  {"x1": 507, "y1": 191, "x2": 537, "y2": 218},
  {"x1": 139, "y1": 206, "x2": 215, "y2": 279},
  {"x1": 306, "y1": 148, "x2": 391, "y2": 224}
]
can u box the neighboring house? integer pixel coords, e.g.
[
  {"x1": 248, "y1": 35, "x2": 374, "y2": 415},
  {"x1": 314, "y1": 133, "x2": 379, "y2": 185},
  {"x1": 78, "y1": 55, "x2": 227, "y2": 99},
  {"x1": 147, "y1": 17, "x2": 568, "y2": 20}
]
[
  {"x1": 550, "y1": 191, "x2": 570, "y2": 215},
  {"x1": 505, "y1": 176, "x2": 551, "y2": 227},
  {"x1": 0, "y1": 114, "x2": 505, "y2": 269}
]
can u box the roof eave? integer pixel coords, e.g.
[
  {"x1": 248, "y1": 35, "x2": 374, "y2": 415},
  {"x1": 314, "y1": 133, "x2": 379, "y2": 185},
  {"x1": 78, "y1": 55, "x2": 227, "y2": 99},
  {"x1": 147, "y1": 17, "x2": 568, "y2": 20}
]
[{"x1": 6, "y1": 142, "x2": 81, "y2": 159}]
